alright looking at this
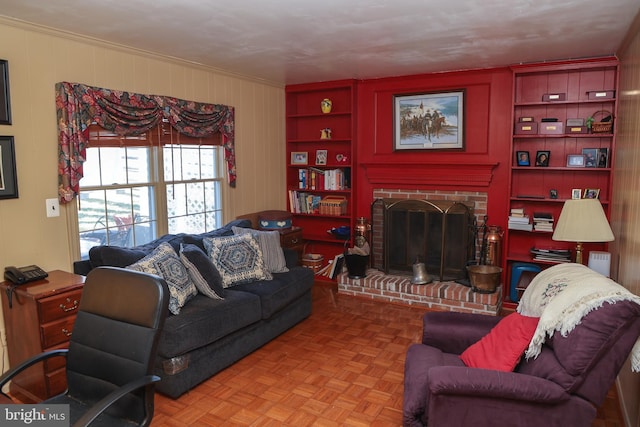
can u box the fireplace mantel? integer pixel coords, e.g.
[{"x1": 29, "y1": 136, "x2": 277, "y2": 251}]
[{"x1": 362, "y1": 161, "x2": 499, "y2": 188}]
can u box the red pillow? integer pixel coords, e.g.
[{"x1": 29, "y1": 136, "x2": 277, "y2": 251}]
[{"x1": 460, "y1": 312, "x2": 540, "y2": 372}]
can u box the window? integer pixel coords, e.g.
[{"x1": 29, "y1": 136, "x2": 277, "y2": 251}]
[{"x1": 77, "y1": 124, "x2": 224, "y2": 259}]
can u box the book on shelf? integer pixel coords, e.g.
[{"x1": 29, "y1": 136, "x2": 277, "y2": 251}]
[
  {"x1": 510, "y1": 208, "x2": 525, "y2": 217},
  {"x1": 530, "y1": 247, "x2": 571, "y2": 263},
  {"x1": 532, "y1": 212, "x2": 554, "y2": 232},
  {"x1": 508, "y1": 215, "x2": 530, "y2": 223},
  {"x1": 295, "y1": 167, "x2": 350, "y2": 191},
  {"x1": 508, "y1": 222, "x2": 533, "y2": 231}
]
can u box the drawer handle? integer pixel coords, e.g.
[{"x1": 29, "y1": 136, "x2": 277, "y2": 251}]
[
  {"x1": 60, "y1": 299, "x2": 79, "y2": 312},
  {"x1": 290, "y1": 238, "x2": 299, "y2": 244},
  {"x1": 62, "y1": 328, "x2": 72, "y2": 337}
]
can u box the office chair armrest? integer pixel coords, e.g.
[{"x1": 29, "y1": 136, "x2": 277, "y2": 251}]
[
  {"x1": 0, "y1": 349, "x2": 68, "y2": 391},
  {"x1": 72, "y1": 375, "x2": 160, "y2": 427}
]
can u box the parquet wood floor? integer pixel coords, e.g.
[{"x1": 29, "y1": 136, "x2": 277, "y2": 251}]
[{"x1": 152, "y1": 283, "x2": 625, "y2": 426}]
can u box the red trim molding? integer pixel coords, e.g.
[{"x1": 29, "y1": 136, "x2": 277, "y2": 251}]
[{"x1": 362, "y1": 161, "x2": 499, "y2": 188}]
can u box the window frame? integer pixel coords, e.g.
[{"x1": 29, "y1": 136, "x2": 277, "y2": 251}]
[{"x1": 71, "y1": 122, "x2": 225, "y2": 260}]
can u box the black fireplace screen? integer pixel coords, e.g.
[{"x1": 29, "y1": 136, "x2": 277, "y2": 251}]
[{"x1": 371, "y1": 198, "x2": 475, "y2": 281}]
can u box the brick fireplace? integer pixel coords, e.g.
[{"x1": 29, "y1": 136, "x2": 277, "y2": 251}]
[{"x1": 337, "y1": 188, "x2": 502, "y2": 315}]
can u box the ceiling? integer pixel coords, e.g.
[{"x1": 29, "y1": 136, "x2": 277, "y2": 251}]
[{"x1": 1, "y1": 0, "x2": 639, "y2": 86}]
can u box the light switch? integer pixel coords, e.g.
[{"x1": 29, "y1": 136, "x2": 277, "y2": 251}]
[{"x1": 46, "y1": 198, "x2": 60, "y2": 217}]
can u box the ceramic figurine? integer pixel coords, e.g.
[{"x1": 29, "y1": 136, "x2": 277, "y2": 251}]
[{"x1": 321, "y1": 98, "x2": 332, "y2": 114}]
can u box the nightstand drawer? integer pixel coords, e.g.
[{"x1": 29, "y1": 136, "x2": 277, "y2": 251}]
[
  {"x1": 38, "y1": 290, "x2": 82, "y2": 323},
  {"x1": 41, "y1": 316, "x2": 76, "y2": 348},
  {"x1": 280, "y1": 228, "x2": 303, "y2": 248}
]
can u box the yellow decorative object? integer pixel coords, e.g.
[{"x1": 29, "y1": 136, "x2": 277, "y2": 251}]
[
  {"x1": 321, "y1": 98, "x2": 332, "y2": 114},
  {"x1": 320, "y1": 128, "x2": 332, "y2": 139}
]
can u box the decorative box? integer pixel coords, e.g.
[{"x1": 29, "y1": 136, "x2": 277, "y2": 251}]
[
  {"x1": 567, "y1": 126, "x2": 588, "y2": 134},
  {"x1": 566, "y1": 118, "x2": 584, "y2": 127},
  {"x1": 319, "y1": 196, "x2": 348, "y2": 216},
  {"x1": 258, "y1": 210, "x2": 292, "y2": 230},
  {"x1": 587, "y1": 90, "x2": 615, "y2": 100},
  {"x1": 542, "y1": 93, "x2": 566, "y2": 102},
  {"x1": 515, "y1": 122, "x2": 538, "y2": 135},
  {"x1": 539, "y1": 122, "x2": 564, "y2": 135}
]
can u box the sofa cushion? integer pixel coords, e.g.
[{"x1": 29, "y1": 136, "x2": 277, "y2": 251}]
[
  {"x1": 231, "y1": 266, "x2": 314, "y2": 318},
  {"x1": 179, "y1": 243, "x2": 224, "y2": 299},
  {"x1": 127, "y1": 242, "x2": 198, "y2": 315},
  {"x1": 156, "y1": 290, "x2": 261, "y2": 358},
  {"x1": 460, "y1": 312, "x2": 539, "y2": 372},
  {"x1": 203, "y1": 234, "x2": 272, "y2": 288},
  {"x1": 183, "y1": 219, "x2": 252, "y2": 251},
  {"x1": 232, "y1": 226, "x2": 288, "y2": 273}
]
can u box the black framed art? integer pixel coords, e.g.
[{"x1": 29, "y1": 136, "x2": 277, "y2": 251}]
[
  {"x1": 0, "y1": 136, "x2": 18, "y2": 199},
  {"x1": 0, "y1": 60, "x2": 11, "y2": 125}
]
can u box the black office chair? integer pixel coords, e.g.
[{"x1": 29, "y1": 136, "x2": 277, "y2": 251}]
[{"x1": 0, "y1": 267, "x2": 169, "y2": 427}]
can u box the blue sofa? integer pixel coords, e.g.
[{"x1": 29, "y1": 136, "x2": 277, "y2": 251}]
[{"x1": 73, "y1": 219, "x2": 315, "y2": 398}]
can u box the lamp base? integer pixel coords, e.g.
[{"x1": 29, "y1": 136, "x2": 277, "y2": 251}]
[{"x1": 575, "y1": 242, "x2": 584, "y2": 264}]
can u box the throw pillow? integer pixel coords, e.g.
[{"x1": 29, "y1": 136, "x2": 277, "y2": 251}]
[
  {"x1": 232, "y1": 226, "x2": 289, "y2": 273},
  {"x1": 203, "y1": 234, "x2": 272, "y2": 288},
  {"x1": 127, "y1": 242, "x2": 198, "y2": 315},
  {"x1": 179, "y1": 243, "x2": 224, "y2": 300},
  {"x1": 459, "y1": 312, "x2": 540, "y2": 372}
]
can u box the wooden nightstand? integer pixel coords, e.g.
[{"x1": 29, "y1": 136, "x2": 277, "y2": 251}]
[
  {"x1": 278, "y1": 226, "x2": 304, "y2": 263},
  {"x1": 0, "y1": 270, "x2": 85, "y2": 402}
]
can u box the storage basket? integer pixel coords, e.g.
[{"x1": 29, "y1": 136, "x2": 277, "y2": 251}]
[
  {"x1": 591, "y1": 110, "x2": 613, "y2": 134},
  {"x1": 301, "y1": 253, "x2": 324, "y2": 273},
  {"x1": 319, "y1": 196, "x2": 348, "y2": 216}
]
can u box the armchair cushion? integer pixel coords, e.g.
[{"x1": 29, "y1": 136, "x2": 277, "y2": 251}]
[{"x1": 460, "y1": 312, "x2": 539, "y2": 372}]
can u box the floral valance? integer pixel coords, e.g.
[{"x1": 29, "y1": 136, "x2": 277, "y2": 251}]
[{"x1": 56, "y1": 82, "x2": 236, "y2": 203}]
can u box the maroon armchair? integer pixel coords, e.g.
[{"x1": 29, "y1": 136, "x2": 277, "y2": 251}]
[{"x1": 403, "y1": 300, "x2": 640, "y2": 426}]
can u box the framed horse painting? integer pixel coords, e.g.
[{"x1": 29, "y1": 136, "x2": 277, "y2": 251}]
[{"x1": 393, "y1": 90, "x2": 465, "y2": 151}]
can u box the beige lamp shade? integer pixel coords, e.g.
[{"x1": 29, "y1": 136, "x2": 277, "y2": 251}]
[{"x1": 552, "y1": 199, "x2": 614, "y2": 243}]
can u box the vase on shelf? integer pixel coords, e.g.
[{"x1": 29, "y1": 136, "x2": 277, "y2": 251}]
[{"x1": 321, "y1": 98, "x2": 332, "y2": 114}]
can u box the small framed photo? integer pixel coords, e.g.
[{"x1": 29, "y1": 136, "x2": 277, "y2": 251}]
[
  {"x1": 315, "y1": 149, "x2": 327, "y2": 165},
  {"x1": 535, "y1": 150, "x2": 550, "y2": 167},
  {"x1": 598, "y1": 148, "x2": 609, "y2": 168},
  {"x1": 572, "y1": 189, "x2": 582, "y2": 199},
  {"x1": 291, "y1": 151, "x2": 308, "y2": 165},
  {"x1": 516, "y1": 151, "x2": 530, "y2": 166},
  {"x1": 583, "y1": 188, "x2": 600, "y2": 199},
  {"x1": 567, "y1": 154, "x2": 585, "y2": 167},
  {"x1": 582, "y1": 148, "x2": 598, "y2": 167},
  {"x1": 549, "y1": 189, "x2": 558, "y2": 199}
]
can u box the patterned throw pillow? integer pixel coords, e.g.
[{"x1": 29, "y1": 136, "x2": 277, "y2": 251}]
[
  {"x1": 203, "y1": 234, "x2": 272, "y2": 288},
  {"x1": 232, "y1": 226, "x2": 289, "y2": 273},
  {"x1": 179, "y1": 243, "x2": 224, "y2": 300},
  {"x1": 127, "y1": 242, "x2": 198, "y2": 315}
]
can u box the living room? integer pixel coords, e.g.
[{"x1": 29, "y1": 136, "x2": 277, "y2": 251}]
[{"x1": 1, "y1": 1, "x2": 640, "y2": 425}]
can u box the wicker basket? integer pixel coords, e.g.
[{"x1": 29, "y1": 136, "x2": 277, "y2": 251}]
[
  {"x1": 591, "y1": 110, "x2": 613, "y2": 134},
  {"x1": 319, "y1": 196, "x2": 348, "y2": 216}
]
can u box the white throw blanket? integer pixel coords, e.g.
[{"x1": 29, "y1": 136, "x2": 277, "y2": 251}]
[{"x1": 517, "y1": 263, "x2": 640, "y2": 372}]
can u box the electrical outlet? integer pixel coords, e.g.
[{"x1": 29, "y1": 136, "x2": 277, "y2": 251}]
[{"x1": 46, "y1": 198, "x2": 60, "y2": 217}]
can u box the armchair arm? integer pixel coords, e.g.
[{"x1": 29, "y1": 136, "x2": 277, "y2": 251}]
[
  {"x1": 422, "y1": 311, "x2": 501, "y2": 354},
  {"x1": 72, "y1": 375, "x2": 160, "y2": 427},
  {"x1": 428, "y1": 366, "x2": 569, "y2": 403}
]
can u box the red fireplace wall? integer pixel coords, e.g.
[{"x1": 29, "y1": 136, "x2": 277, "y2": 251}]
[{"x1": 354, "y1": 67, "x2": 513, "y2": 230}]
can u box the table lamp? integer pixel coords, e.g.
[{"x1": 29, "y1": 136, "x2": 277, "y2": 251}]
[{"x1": 552, "y1": 199, "x2": 614, "y2": 264}]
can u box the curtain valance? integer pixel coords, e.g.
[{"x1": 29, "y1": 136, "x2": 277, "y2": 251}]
[{"x1": 56, "y1": 82, "x2": 236, "y2": 203}]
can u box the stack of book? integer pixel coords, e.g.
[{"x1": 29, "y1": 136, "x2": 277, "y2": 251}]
[
  {"x1": 533, "y1": 212, "x2": 554, "y2": 232},
  {"x1": 530, "y1": 247, "x2": 571, "y2": 263},
  {"x1": 508, "y1": 208, "x2": 532, "y2": 231}
]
